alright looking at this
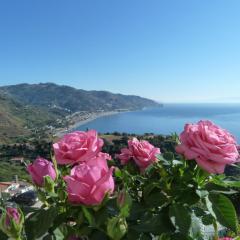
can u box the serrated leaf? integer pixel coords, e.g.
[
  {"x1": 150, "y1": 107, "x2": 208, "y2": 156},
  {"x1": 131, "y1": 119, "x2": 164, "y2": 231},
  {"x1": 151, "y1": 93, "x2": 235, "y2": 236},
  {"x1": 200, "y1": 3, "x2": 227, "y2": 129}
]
[
  {"x1": 132, "y1": 209, "x2": 174, "y2": 234},
  {"x1": 169, "y1": 204, "x2": 191, "y2": 235},
  {"x1": 144, "y1": 191, "x2": 168, "y2": 207},
  {"x1": 209, "y1": 193, "x2": 238, "y2": 233},
  {"x1": 25, "y1": 207, "x2": 57, "y2": 239}
]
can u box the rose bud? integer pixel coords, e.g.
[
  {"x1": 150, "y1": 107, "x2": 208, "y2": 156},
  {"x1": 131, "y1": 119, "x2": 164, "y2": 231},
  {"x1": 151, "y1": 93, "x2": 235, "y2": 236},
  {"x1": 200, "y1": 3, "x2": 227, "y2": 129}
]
[
  {"x1": 0, "y1": 207, "x2": 24, "y2": 239},
  {"x1": 27, "y1": 157, "x2": 57, "y2": 187}
]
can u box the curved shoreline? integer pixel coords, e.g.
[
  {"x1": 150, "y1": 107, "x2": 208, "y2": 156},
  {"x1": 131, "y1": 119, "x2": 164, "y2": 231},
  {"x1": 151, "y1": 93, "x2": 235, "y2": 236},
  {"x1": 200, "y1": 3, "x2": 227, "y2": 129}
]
[{"x1": 54, "y1": 110, "x2": 129, "y2": 137}]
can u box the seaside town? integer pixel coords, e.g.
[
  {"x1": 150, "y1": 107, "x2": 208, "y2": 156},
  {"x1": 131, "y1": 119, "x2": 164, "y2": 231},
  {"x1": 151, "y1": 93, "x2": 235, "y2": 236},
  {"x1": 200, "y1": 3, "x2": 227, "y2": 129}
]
[{"x1": 1, "y1": 0, "x2": 240, "y2": 239}]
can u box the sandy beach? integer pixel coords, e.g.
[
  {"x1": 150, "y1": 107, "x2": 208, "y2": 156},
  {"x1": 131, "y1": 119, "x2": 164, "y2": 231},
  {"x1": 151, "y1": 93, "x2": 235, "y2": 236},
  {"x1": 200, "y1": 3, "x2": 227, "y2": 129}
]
[{"x1": 54, "y1": 110, "x2": 128, "y2": 137}]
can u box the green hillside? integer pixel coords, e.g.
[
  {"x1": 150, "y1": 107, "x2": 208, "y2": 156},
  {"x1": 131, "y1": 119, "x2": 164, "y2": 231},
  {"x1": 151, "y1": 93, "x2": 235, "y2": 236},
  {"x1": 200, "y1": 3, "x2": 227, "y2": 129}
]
[
  {"x1": 0, "y1": 91, "x2": 62, "y2": 143},
  {"x1": 1, "y1": 83, "x2": 160, "y2": 112},
  {"x1": 0, "y1": 83, "x2": 161, "y2": 143}
]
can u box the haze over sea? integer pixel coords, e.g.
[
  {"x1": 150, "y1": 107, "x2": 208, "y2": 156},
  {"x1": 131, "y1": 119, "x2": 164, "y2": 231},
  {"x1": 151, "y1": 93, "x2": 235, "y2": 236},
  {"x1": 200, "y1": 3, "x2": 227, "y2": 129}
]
[{"x1": 76, "y1": 104, "x2": 240, "y2": 142}]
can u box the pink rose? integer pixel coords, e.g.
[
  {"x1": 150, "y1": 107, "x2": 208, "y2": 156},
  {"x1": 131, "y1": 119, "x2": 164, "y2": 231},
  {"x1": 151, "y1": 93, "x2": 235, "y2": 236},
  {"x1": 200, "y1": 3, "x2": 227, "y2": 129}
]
[
  {"x1": 5, "y1": 207, "x2": 20, "y2": 227},
  {"x1": 176, "y1": 120, "x2": 239, "y2": 174},
  {"x1": 64, "y1": 154, "x2": 114, "y2": 205},
  {"x1": 27, "y1": 157, "x2": 57, "y2": 186},
  {"x1": 116, "y1": 138, "x2": 160, "y2": 170},
  {"x1": 53, "y1": 130, "x2": 103, "y2": 165},
  {"x1": 219, "y1": 238, "x2": 233, "y2": 240}
]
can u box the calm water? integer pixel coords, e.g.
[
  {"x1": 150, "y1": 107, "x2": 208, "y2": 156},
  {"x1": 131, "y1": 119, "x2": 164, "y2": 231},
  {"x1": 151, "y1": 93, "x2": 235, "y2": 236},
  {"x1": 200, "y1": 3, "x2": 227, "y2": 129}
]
[{"x1": 76, "y1": 104, "x2": 240, "y2": 142}]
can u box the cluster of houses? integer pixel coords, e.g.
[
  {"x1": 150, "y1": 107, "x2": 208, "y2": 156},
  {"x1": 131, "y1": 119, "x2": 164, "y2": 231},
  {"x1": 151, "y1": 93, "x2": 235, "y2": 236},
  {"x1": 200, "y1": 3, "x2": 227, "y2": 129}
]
[{"x1": 0, "y1": 176, "x2": 33, "y2": 201}]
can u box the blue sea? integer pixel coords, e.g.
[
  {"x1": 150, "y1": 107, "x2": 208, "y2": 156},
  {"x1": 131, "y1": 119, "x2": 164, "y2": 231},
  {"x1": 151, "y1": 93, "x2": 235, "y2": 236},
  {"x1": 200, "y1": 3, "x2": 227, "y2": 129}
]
[{"x1": 76, "y1": 104, "x2": 240, "y2": 142}]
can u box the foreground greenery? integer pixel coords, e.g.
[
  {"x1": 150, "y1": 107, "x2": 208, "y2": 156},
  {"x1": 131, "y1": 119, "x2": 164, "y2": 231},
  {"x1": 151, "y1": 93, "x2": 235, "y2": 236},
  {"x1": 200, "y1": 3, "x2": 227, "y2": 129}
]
[{"x1": 0, "y1": 130, "x2": 240, "y2": 239}]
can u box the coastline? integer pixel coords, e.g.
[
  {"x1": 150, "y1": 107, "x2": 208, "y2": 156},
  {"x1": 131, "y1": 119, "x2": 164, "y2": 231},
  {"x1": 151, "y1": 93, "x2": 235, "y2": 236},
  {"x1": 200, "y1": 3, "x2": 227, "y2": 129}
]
[{"x1": 54, "y1": 110, "x2": 129, "y2": 137}]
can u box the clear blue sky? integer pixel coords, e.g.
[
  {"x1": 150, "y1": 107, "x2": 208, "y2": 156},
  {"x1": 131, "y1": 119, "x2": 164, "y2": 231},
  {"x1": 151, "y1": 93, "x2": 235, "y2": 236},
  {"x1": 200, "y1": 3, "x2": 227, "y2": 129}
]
[{"x1": 0, "y1": 0, "x2": 240, "y2": 103}]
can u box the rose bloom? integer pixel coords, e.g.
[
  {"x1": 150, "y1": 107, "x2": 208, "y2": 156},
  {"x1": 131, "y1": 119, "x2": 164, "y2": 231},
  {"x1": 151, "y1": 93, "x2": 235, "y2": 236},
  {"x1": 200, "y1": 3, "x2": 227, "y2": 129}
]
[
  {"x1": 27, "y1": 157, "x2": 57, "y2": 186},
  {"x1": 53, "y1": 130, "x2": 103, "y2": 165},
  {"x1": 5, "y1": 207, "x2": 20, "y2": 227},
  {"x1": 219, "y1": 238, "x2": 233, "y2": 240},
  {"x1": 176, "y1": 120, "x2": 239, "y2": 174},
  {"x1": 218, "y1": 237, "x2": 233, "y2": 240},
  {"x1": 64, "y1": 154, "x2": 114, "y2": 205},
  {"x1": 116, "y1": 138, "x2": 160, "y2": 170}
]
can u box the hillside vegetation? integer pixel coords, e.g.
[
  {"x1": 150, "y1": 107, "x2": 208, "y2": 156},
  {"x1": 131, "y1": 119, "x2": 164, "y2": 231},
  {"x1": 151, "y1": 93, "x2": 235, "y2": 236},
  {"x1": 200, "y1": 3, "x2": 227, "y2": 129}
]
[
  {"x1": 0, "y1": 83, "x2": 160, "y2": 143},
  {"x1": 1, "y1": 83, "x2": 160, "y2": 112},
  {"x1": 0, "y1": 91, "x2": 62, "y2": 143}
]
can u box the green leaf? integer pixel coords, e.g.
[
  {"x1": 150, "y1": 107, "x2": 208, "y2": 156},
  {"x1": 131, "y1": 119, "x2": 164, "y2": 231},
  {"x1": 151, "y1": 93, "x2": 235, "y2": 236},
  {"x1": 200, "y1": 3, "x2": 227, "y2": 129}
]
[
  {"x1": 206, "y1": 183, "x2": 237, "y2": 194},
  {"x1": 82, "y1": 206, "x2": 95, "y2": 226},
  {"x1": 193, "y1": 207, "x2": 205, "y2": 217},
  {"x1": 222, "y1": 180, "x2": 240, "y2": 188},
  {"x1": 158, "y1": 233, "x2": 171, "y2": 240},
  {"x1": 53, "y1": 228, "x2": 65, "y2": 240},
  {"x1": 91, "y1": 230, "x2": 109, "y2": 240},
  {"x1": 42, "y1": 229, "x2": 64, "y2": 240},
  {"x1": 43, "y1": 234, "x2": 54, "y2": 240},
  {"x1": 128, "y1": 202, "x2": 147, "y2": 221},
  {"x1": 196, "y1": 190, "x2": 208, "y2": 198},
  {"x1": 139, "y1": 233, "x2": 152, "y2": 240},
  {"x1": 115, "y1": 168, "x2": 122, "y2": 178},
  {"x1": 117, "y1": 190, "x2": 132, "y2": 218},
  {"x1": 125, "y1": 228, "x2": 141, "y2": 240},
  {"x1": 25, "y1": 207, "x2": 58, "y2": 239},
  {"x1": 189, "y1": 214, "x2": 204, "y2": 240},
  {"x1": 0, "y1": 230, "x2": 8, "y2": 240},
  {"x1": 201, "y1": 214, "x2": 214, "y2": 226},
  {"x1": 177, "y1": 188, "x2": 200, "y2": 205},
  {"x1": 144, "y1": 191, "x2": 168, "y2": 207},
  {"x1": 44, "y1": 175, "x2": 55, "y2": 193},
  {"x1": 95, "y1": 208, "x2": 108, "y2": 227},
  {"x1": 208, "y1": 193, "x2": 238, "y2": 233},
  {"x1": 157, "y1": 155, "x2": 170, "y2": 166},
  {"x1": 169, "y1": 203, "x2": 191, "y2": 235},
  {"x1": 132, "y1": 208, "x2": 174, "y2": 234},
  {"x1": 163, "y1": 152, "x2": 175, "y2": 161},
  {"x1": 170, "y1": 233, "x2": 194, "y2": 240}
]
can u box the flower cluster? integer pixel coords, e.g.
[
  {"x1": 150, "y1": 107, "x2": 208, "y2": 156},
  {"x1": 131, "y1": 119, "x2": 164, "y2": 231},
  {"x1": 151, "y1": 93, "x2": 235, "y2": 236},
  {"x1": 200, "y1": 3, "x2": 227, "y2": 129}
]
[
  {"x1": 27, "y1": 130, "x2": 115, "y2": 206},
  {"x1": 1, "y1": 120, "x2": 240, "y2": 240}
]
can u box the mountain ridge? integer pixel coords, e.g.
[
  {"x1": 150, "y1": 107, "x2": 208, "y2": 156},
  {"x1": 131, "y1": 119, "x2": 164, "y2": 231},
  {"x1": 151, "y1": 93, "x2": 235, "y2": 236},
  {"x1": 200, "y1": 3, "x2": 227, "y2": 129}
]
[
  {"x1": 0, "y1": 83, "x2": 159, "y2": 112},
  {"x1": 0, "y1": 83, "x2": 161, "y2": 143}
]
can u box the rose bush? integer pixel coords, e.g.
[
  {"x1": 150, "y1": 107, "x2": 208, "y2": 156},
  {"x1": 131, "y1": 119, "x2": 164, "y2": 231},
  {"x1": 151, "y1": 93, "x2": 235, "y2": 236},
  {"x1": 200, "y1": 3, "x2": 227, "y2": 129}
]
[{"x1": 1, "y1": 124, "x2": 240, "y2": 240}]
